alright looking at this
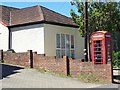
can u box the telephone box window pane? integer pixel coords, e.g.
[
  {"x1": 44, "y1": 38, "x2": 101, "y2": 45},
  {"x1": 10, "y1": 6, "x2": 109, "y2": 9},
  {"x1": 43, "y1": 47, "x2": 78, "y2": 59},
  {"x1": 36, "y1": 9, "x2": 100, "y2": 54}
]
[
  {"x1": 107, "y1": 44, "x2": 110, "y2": 47},
  {"x1": 107, "y1": 41, "x2": 110, "y2": 47},
  {"x1": 107, "y1": 52, "x2": 110, "y2": 54},
  {"x1": 56, "y1": 34, "x2": 60, "y2": 48},
  {"x1": 61, "y1": 34, "x2": 65, "y2": 49},
  {"x1": 94, "y1": 41, "x2": 102, "y2": 47},
  {"x1": 71, "y1": 35, "x2": 74, "y2": 49},
  {"x1": 94, "y1": 52, "x2": 101, "y2": 54},
  {"x1": 94, "y1": 48, "x2": 101, "y2": 51}
]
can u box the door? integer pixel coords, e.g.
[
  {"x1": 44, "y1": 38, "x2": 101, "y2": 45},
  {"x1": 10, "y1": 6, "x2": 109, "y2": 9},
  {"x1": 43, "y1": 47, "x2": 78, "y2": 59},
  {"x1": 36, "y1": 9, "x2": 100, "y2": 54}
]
[{"x1": 94, "y1": 40, "x2": 103, "y2": 64}]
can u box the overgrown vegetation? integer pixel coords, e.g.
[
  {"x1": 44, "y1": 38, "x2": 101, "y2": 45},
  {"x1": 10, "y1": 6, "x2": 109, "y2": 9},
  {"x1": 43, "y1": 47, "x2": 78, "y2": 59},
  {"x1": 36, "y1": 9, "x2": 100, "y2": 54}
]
[
  {"x1": 77, "y1": 74, "x2": 107, "y2": 84},
  {"x1": 36, "y1": 68, "x2": 108, "y2": 84},
  {"x1": 112, "y1": 51, "x2": 120, "y2": 68},
  {"x1": 36, "y1": 68, "x2": 70, "y2": 78}
]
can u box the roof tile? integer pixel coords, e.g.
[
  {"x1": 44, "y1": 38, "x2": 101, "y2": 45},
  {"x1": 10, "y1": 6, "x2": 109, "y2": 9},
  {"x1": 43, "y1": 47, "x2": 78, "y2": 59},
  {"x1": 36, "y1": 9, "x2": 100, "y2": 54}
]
[{"x1": 0, "y1": 5, "x2": 78, "y2": 27}]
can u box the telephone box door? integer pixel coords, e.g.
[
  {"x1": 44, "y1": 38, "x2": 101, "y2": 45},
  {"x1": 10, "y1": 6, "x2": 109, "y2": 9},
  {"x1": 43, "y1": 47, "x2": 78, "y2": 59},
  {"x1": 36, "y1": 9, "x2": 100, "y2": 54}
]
[{"x1": 93, "y1": 40, "x2": 103, "y2": 64}]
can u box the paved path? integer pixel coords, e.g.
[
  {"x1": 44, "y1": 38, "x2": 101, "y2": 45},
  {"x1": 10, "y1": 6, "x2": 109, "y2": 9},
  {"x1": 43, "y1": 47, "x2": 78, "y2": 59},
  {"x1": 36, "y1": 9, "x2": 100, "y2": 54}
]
[{"x1": 0, "y1": 64, "x2": 119, "y2": 88}]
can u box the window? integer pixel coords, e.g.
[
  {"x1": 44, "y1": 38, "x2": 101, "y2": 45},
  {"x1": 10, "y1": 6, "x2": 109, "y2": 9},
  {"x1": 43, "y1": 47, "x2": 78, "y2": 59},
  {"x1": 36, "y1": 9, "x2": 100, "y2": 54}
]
[
  {"x1": 61, "y1": 34, "x2": 65, "y2": 49},
  {"x1": 71, "y1": 35, "x2": 74, "y2": 49},
  {"x1": 61, "y1": 34, "x2": 65, "y2": 58},
  {"x1": 66, "y1": 35, "x2": 70, "y2": 49},
  {"x1": 56, "y1": 34, "x2": 60, "y2": 48},
  {"x1": 56, "y1": 34, "x2": 75, "y2": 58},
  {"x1": 56, "y1": 50, "x2": 61, "y2": 58},
  {"x1": 61, "y1": 50, "x2": 65, "y2": 57},
  {"x1": 70, "y1": 50, "x2": 74, "y2": 58}
]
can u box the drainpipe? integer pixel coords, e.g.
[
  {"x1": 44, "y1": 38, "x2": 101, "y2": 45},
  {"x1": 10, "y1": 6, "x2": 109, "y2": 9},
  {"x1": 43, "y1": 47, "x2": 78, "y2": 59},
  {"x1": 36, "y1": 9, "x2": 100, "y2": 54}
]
[
  {"x1": 8, "y1": 11, "x2": 11, "y2": 50},
  {"x1": 8, "y1": 27, "x2": 11, "y2": 50}
]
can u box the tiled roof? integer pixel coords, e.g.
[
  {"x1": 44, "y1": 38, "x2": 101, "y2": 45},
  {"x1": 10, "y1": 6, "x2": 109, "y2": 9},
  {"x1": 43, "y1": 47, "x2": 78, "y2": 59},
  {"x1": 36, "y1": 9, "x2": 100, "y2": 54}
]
[
  {"x1": 0, "y1": 5, "x2": 78, "y2": 28},
  {"x1": 0, "y1": 5, "x2": 19, "y2": 25}
]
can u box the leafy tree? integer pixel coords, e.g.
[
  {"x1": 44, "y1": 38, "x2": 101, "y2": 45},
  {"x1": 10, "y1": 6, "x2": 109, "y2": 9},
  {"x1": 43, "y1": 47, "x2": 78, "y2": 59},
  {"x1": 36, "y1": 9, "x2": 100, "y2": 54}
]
[
  {"x1": 70, "y1": 0, "x2": 120, "y2": 37},
  {"x1": 70, "y1": 1, "x2": 120, "y2": 60},
  {"x1": 112, "y1": 51, "x2": 120, "y2": 68}
]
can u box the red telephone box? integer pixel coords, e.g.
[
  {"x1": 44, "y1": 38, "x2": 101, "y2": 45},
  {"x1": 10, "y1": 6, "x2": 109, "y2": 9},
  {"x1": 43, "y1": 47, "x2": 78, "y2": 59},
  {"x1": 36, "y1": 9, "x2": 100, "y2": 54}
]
[{"x1": 91, "y1": 31, "x2": 112, "y2": 64}]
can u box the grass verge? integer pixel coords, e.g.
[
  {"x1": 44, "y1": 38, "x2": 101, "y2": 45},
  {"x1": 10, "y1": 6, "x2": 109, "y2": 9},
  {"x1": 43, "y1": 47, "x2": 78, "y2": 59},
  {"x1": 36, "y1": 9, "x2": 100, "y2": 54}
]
[
  {"x1": 36, "y1": 68, "x2": 107, "y2": 84},
  {"x1": 77, "y1": 74, "x2": 108, "y2": 84},
  {"x1": 36, "y1": 67, "x2": 72, "y2": 78}
]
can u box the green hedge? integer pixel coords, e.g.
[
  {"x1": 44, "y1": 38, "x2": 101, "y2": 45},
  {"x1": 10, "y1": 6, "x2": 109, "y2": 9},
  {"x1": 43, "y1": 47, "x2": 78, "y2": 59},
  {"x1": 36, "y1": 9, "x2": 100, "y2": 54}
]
[{"x1": 112, "y1": 51, "x2": 120, "y2": 68}]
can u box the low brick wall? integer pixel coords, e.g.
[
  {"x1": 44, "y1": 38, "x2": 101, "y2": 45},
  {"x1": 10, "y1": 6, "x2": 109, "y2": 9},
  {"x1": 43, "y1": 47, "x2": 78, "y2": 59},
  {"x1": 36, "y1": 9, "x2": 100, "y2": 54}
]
[
  {"x1": 0, "y1": 50, "x2": 113, "y2": 83},
  {"x1": 3, "y1": 50, "x2": 31, "y2": 67},
  {"x1": 69, "y1": 58, "x2": 112, "y2": 83},
  {"x1": 33, "y1": 53, "x2": 68, "y2": 75},
  {"x1": 69, "y1": 58, "x2": 81, "y2": 76}
]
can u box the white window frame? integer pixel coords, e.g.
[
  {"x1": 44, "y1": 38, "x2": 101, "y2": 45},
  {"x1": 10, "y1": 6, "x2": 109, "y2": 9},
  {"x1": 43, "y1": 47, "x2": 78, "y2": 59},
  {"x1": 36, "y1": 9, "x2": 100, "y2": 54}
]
[
  {"x1": 56, "y1": 34, "x2": 75, "y2": 58},
  {"x1": 56, "y1": 34, "x2": 61, "y2": 58},
  {"x1": 70, "y1": 35, "x2": 75, "y2": 58}
]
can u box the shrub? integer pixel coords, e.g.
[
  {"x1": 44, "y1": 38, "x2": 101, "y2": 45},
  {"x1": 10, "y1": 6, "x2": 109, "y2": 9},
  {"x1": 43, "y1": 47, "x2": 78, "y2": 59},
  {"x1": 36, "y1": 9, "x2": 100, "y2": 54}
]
[{"x1": 112, "y1": 51, "x2": 120, "y2": 68}]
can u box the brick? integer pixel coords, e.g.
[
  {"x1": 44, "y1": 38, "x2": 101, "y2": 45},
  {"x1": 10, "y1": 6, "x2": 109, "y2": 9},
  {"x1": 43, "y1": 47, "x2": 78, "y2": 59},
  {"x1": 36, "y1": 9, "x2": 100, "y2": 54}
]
[{"x1": 2, "y1": 51, "x2": 113, "y2": 83}]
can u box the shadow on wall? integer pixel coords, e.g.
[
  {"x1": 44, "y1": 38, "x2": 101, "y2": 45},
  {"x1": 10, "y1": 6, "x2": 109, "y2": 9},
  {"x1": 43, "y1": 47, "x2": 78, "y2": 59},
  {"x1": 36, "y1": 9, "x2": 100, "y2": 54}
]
[
  {"x1": 113, "y1": 69, "x2": 120, "y2": 84},
  {"x1": 0, "y1": 64, "x2": 24, "y2": 79},
  {"x1": 113, "y1": 75, "x2": 120, "y2": 84}
]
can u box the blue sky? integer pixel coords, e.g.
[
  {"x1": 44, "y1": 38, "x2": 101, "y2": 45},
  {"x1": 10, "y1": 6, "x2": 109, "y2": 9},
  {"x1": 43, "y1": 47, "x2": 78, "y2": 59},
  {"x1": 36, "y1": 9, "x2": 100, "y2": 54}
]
[
  {"x1": 1, "y1": 1, "x2": 119, "y2": 17},
  {"x1": 1, "y1": 2, "x2": 77, "y2": 17}
]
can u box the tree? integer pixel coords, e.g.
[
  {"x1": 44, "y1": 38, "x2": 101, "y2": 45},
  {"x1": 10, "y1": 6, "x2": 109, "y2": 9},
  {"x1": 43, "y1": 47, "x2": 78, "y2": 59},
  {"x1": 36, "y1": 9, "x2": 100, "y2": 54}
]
[
  {"x1": 70, "y1": 1, "x2": 120, "y2": 58},
  {"x1": 70, "y1": 1, "x2": 120, "y2": 36}
]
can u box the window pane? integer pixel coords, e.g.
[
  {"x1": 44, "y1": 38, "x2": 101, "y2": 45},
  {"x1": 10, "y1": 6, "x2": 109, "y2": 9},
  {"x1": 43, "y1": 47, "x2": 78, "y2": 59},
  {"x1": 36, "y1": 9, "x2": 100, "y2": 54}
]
[
  {"x1": 56, "y1": 49, "x2": 61, "y2": 58},
  {"x1": 66, "y1": 50, "x2": 70, "y2": 57},
  {"x1": 71, "y1": 50, "x2": 74, "y2": 58},
  {"x1": 61, "y1": 50, "x2": 65, "y2": 58},
  {"x1": 71, "y1": 35, "x2": 74, "y2": 49},
  {"x1": 66, "y1": 35, "x2": 70, "y2": 57},
  {"x1": 66, "y1": 35, "x2": 70, "y2": 49},
  {"x1": 56, "y1": 34, "x2": 60, "y2": 48},
  {"x1": 61, "y1": 34, "x2": 65, "y2": 49}
]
